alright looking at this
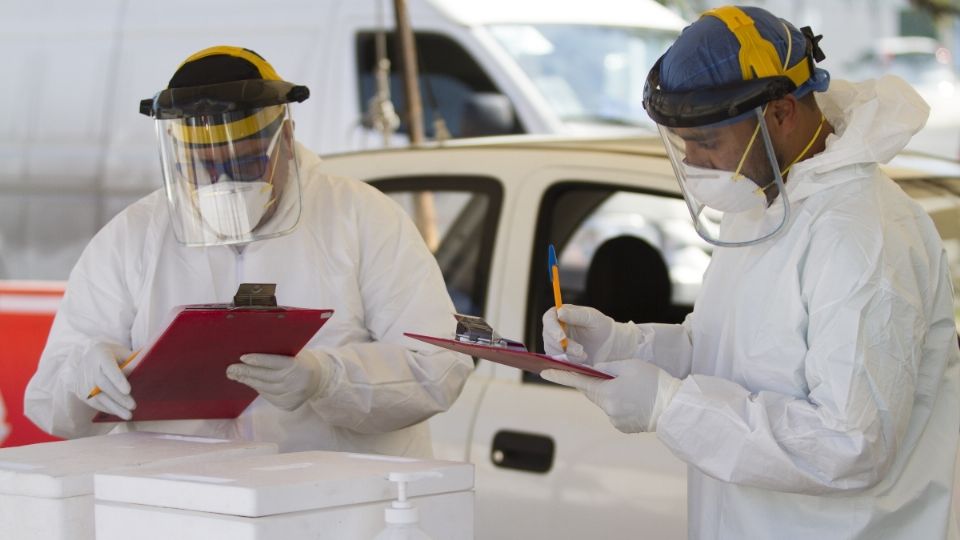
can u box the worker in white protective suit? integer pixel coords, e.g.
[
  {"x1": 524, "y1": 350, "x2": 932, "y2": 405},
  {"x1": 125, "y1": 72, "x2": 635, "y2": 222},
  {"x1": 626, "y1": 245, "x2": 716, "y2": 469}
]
[
  {"x1": 24, "y1": 46, "x2": 472, "y2": 456},
  {"x1": 542, "y1": 6, "x2": 960, "y2": 539}
]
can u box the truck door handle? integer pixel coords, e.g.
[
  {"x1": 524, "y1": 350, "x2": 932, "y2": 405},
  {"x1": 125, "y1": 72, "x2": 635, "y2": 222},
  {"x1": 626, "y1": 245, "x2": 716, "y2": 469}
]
[{"x1": 490, "y1": 430, "x2": 555, "y2": 473}]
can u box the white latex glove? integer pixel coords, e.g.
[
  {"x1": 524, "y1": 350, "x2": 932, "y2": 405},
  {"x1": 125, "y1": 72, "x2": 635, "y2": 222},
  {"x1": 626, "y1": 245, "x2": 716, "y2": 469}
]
[
  {"x1": 225, "y1": 351, "x2": 335, "y2": 411},
  {"x1": 541, "y1": 359, "x2": 681, "y2": 433},
  {"x1": 74, "y1": 341, "x2": 136, "y2": 421},
  {"x1": 542, "y1": 305, "x2": 640, "y2": 364}
]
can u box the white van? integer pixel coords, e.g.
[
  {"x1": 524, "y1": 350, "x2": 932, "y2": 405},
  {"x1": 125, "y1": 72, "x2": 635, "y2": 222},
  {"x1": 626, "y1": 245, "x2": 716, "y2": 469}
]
[{"x1": 0, "y1": 0, "x2": 685, "y2": 280}]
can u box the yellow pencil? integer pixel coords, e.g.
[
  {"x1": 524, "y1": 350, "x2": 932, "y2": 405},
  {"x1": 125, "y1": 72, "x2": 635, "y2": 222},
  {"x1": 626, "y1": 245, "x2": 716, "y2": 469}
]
[
  {"x1": 87, "y1": 350, "x2": 139, "y2": 399},
  {"x1": 548, "y1": 244, "x2": 568, "y2": 351}
]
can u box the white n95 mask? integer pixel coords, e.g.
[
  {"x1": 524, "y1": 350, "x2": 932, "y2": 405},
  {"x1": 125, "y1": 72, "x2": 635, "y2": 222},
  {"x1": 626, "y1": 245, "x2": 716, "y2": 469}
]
[
  {"x1": 196, "y1": 179, "x2": 275, "y2": 238},
  {"x1": 681, "y1": 163, "x2": 768, "y2": 213}
]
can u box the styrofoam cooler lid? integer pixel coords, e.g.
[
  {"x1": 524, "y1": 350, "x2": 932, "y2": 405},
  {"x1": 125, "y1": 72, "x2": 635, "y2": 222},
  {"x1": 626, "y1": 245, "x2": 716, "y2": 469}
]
[
  {"x1": 95, "y1": 450, "x2": 474, "y2": 517},
  {"x1": 0, "y1": 432, "x2": 276, "y2": 499}
]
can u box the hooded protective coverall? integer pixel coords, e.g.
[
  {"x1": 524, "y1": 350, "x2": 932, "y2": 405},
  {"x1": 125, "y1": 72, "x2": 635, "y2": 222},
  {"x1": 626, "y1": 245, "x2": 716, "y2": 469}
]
[
  {"x1": 24, "y1": 142, "x2": 473, "y2": 456},
  {"x1": 636, "y1": 76, "x2": 960, "y2": 539}
]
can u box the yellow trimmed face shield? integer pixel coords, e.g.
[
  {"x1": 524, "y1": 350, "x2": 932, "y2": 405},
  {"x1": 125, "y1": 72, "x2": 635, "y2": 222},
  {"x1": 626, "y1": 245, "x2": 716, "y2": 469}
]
[
  {"x1": 140, "y1": 45, "x2": 311, "y2": 247},
  {"x1": 155, "y1": 105, "x2": 303, "y2": 247}
]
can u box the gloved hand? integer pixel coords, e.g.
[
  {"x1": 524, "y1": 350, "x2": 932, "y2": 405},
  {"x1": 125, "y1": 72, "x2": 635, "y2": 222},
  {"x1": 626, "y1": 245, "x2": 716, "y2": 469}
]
[
  {"x1": 541, "y1": 359, "x2": 681, "y2": 433},
  {"x1": 74, "y1": 341, "x2": 136, "y2": 420},
  {"x1": 225, "y1": 350, "x2": 336, "y2": 411},
  {"x1": 542, "y1": 305, "x2": 640, "y2": 364}
]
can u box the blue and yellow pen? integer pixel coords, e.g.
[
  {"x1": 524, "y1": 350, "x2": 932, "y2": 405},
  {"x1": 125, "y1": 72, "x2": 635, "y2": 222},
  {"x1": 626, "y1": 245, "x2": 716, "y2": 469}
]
[{"x1": 548, "y1": 244, "x2": 568, "y2": 351}]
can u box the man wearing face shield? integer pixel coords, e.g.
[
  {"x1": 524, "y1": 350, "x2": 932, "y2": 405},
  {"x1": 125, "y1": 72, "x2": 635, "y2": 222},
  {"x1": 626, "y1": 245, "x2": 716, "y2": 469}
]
[
  {"x1": 24, "y1": 46, "x2": 472, "y2": 457},
  {"x1": 542, "y1": 6, "x2": 959, "y2": 538}
]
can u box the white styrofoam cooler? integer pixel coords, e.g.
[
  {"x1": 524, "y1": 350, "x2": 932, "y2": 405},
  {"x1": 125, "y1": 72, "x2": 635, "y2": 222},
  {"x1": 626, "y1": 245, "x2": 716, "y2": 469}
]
[
  {"x1": 95, "y1": 450, "x2": 475, "y2": 539},
  {"x1": 0, "y1": 431, "x2": 277, "y2": 540}
]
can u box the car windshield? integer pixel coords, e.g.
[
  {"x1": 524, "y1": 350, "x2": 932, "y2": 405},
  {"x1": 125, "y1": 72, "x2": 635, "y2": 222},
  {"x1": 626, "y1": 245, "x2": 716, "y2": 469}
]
[
  {"x1": 487, "y1": 24, "x2": 676, "y2": 128},
  {"x1": 887, "y1": 52, "x2": 956, "y2": 85},
  {"x1": 845, "y1": 37, "x2": 959, "y2": 88}
]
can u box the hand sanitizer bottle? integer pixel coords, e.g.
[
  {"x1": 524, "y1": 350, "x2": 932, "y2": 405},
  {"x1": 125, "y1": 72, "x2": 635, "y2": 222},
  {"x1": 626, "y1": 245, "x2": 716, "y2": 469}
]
[{"x1": 373, "y1": 471, "x2": 442, "y2": 540}]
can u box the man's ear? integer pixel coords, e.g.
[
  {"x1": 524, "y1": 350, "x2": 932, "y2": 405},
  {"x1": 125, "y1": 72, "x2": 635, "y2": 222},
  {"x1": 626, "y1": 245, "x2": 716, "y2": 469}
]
[{"x1": 767, "y1": 95, "x2": 799, "y2": 132}]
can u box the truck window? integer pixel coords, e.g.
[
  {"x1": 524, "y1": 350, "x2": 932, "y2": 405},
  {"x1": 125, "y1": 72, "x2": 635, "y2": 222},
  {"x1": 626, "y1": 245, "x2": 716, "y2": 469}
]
[
  {"x1": 524, "y1": 182, "x2": 711, "y2": 383},
  {"x1": 356, "y1": 32, "x2": 522, "y2": 138},
  {"x1": 369, "y1": 176, "x2": 502, "y2": 316}
]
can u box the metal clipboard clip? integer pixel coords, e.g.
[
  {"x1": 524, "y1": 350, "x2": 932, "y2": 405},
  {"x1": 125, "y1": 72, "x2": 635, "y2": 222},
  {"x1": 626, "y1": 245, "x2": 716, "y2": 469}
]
[
  {"x1": 453, "y1": 314, "x2": 527, "y2": 351},
  {"x1": 233, "y1": 283, "x2": 279, "y2": 308}
]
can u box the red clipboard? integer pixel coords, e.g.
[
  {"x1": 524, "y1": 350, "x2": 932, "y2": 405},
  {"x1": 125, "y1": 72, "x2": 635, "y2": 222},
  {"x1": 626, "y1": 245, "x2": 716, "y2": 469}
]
[
  {"x1": 405, "y1": 333, "x2": 613, "y2": 379},
  {"x1": 93, "y1": 306, "x2": 334, "y2": 423}
]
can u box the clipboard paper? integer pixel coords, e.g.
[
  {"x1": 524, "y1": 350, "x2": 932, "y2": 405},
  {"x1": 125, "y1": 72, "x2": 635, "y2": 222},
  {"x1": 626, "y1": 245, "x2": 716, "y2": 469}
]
[
  {"x1": 93, "y1": 306, "x2": 333, "y2": 423},
  {"x1": 405, "y1": 333, "x2": 613, "y2": 379}
]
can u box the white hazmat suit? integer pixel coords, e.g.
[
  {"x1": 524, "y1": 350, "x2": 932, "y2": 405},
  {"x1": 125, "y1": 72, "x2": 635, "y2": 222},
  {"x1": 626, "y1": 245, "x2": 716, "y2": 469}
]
[
  {"x1": 24, "y1": 143, "x2": 472, "y2": 456},
  {"x1": 636, "y1": 77, "x2": 960, "y2": 538},
  {"x1": 544, "y1": 75, "x2": 960, "y2": 538}
]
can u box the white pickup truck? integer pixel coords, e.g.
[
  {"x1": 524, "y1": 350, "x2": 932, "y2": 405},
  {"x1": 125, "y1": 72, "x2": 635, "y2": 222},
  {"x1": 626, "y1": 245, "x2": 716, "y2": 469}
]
[{"x1": 317, "y1": 135, "x2": 960, "y2": 539}]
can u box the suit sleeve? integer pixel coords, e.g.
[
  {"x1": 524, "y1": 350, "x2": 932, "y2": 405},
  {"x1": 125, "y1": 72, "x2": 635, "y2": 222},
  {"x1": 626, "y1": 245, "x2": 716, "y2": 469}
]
[
  {"x1": 305, "y1": 185, "x2": 472, "y2": 434},
  {"x1": 655, "y1": 215, "x2": 954, "y2": 494},
  {"x1": 23, "y1": 212, "x2": 139, "y2": 438},
  {"x1": 635, "y1": 317, "x2": 696, "y2": 379}
]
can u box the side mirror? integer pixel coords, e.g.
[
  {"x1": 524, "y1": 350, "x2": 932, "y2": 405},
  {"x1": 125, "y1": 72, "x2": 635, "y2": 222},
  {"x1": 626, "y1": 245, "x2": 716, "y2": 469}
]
[{"x1": 459, "y1": 93, "x2": 516, "y2": 137}]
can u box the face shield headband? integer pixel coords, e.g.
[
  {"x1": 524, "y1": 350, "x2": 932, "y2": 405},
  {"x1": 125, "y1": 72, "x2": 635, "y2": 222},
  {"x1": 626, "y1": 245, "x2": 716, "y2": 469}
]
[
  {"x1": 140, "y1": 79, "x2": 309, "y2": 120},
  {"x1": 643, "y1": 61, "x2": 796, "y2": 128}
]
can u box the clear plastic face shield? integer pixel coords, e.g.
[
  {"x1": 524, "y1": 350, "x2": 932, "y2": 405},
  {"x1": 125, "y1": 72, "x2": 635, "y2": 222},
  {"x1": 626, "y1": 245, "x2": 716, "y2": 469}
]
[
  {"x1": 643, "y1": 53, "x2": 807, "y2": 248},
  {"x1": 658, "y1": 106, "x2": 790, "y2": 247},
  {"x1": 154, "y1": 104, "x2": 302, "y2": 247},
  {"x1": 642, "y1": 6, "x2": 829, "y2": 247}
]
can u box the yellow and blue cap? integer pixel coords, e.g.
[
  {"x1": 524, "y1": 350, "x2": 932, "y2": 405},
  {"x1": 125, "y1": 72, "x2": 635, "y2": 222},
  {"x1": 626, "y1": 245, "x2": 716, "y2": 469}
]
[{"x1": 643, "y1": 5, "x2": 828, "y2": 128}]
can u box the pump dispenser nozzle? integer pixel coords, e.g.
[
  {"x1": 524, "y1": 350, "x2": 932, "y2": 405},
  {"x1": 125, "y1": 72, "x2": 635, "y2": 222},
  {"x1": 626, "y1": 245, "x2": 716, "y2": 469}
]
[{"x1": 373, "y1": 471, "x2": 443, "y2": 540}]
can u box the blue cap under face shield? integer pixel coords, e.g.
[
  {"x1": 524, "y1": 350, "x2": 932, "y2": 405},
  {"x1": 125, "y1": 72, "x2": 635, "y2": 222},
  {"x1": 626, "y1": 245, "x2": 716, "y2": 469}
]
[
  {"x1": 642, "y1": 5, "x2": 829, "y2": 247},
  {"x1": 644, "y1": 6, "x2": 829, "y2": 128}
]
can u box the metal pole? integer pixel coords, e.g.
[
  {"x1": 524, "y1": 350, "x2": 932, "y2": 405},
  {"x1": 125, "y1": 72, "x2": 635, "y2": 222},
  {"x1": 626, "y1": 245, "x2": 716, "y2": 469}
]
[
  {"x1": 393, "y1": 0, "x2": 425, "y2": 146},
  {"x1": 392, "y1": 0, "x2": 438, "y2": 251}
]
